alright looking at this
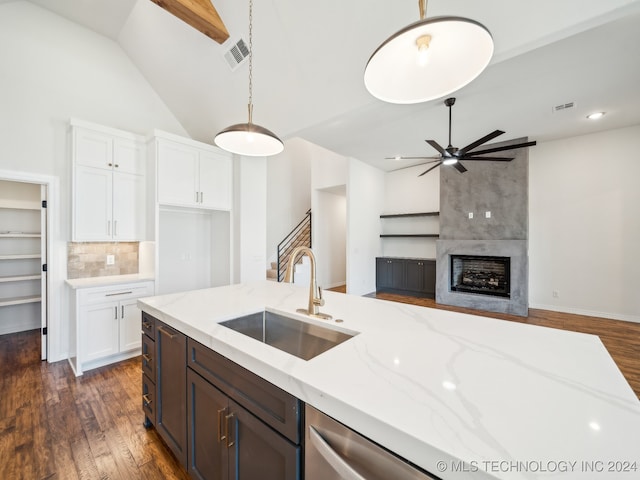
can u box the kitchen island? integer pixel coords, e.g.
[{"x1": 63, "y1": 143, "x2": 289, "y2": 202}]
[{"x1": 138, "y1": 280, "x2": 640, "y2": 479}]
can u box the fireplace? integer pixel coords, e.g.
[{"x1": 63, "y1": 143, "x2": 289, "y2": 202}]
[{"x1": 450, "y1": 255, "x2": 510, "y2": 298}]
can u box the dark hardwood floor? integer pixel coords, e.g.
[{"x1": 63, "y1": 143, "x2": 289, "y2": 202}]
[
  {"x1": 0, "y1": 330, "x2": 189, "y2": 480},
  {"x1": 1, "y1": 293, "x2": 638, "y2": 478}
]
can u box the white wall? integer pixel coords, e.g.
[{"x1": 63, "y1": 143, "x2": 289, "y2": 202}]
[
  {"x1": 382, "y1": 164, "x2": 440, "y2": 259},
  {"x1": 235, "y1": 156, "x2": 267, "y2": 282},
  {"x1": 529, "y1": 125, "x2": 640, "y2": 322},
  {"x1": 315, "y1": 188, "x2": 347, "y2": 289},
  {"x1": 266, "y1": 138, "x2": 311, "y2": 263},
  {"x1": 0, "y1": 1, "x2": 187, "y2": 361},
  {"x1": 347, "y1": 158, "x2": 385, "y2": 296}
]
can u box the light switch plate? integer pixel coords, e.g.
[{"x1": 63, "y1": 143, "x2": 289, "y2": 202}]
[
  {"x1": 468, "y1": 212, "x2": 473, "y2": 219},
  {"x1": 485, "y1": 211, "x2": 491, "y2": 218},
  {"x1": 106, "y1": 254, "x2": 115, "y2": 265}
]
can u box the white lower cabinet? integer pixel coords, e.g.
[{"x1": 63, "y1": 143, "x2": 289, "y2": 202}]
[{"x1": 68, "y1": 280, "x2": 154, "y2": 376}]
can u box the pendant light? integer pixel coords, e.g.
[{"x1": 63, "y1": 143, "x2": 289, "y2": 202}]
[
  {"x1": 214, "y1": 0, "x2": 284, "y2": 156},
  {"x1": 364, "y1": 0, "x2": 494, "y2": 104}
]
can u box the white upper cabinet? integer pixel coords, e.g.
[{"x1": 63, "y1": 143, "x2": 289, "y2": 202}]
[
  {"x1": 155, "y1": 134, "x2": 232, "y2": 211},
  {"x1": 71, "y1": 120, "x2": 146, "y2": 242}
]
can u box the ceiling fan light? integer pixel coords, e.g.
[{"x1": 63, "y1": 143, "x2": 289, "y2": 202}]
[
  {"x1": 215, "y1": 122, "x2": 284, "y2": 157},
  {"x1": 364, "y1": 16, "x2": 494, "y2": 104},
  {"x1": 442, "y1": 157, "x2": 458, "y2": 166}
]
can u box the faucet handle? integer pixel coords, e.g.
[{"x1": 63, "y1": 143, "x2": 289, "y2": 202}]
[{"x1": 315, "y1": 286, "x2": 325, "y2": 307}]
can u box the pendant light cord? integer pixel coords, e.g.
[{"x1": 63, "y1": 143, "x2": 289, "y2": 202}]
[{"x1": 247, "y1": 0, "x2": 254, "y2": 124}]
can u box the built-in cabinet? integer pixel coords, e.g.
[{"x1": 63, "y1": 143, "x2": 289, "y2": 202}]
[
  {"x1": 71, "y1": 120, "x2": 146, "y2": 241},
  {"x1": 156, "y1": 136, "x2": 232, "y2": 211},
  {"x1": 376, "y1": 257, "x2": 436, "y2": 298},
  {"x1": 142, "y1": 312, "x2": 302, "y2": 479},
  {"x1": 68, "y1": 280, "x2": 154, "y2": 376}
]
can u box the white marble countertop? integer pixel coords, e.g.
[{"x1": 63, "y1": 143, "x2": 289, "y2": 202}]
[
  {"x1": 138, "y1": 281, "x2": 640, "y2": 480},
  {"x1": 66, "y1": 273, "x2": 155, "y2": 289}
]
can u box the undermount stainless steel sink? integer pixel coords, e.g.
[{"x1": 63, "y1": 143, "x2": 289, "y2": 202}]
[{"x1": 220, "y1": 310, "x2": 356, "y2": 360}]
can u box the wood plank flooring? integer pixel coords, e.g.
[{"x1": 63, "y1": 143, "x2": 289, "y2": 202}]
[
  {"x1": 1, "y1": 293, "x2": 638, "y2": 478},
  {"x1": 0, "y1": 330, "x2": 189, "y2": 480}
]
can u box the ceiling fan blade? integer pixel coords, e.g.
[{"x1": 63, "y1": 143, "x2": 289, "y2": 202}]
[
  {"x1": 418, "y1": 161, "x2": 442, "y2": 177},
  {"x1": 458, "y1": 130, "x2": 505, "y2": 156},
  {"x1": 425, "y1": 140, "x2": 447, "y2": 156},
  {"x1": 462, "y1": 156, "x2": 514, "y2": 162},
  {"x1": 452, "y1": 162, "x2": 467, "y2": 173},
  {"x1": 469, "y1": 140, "x2": 537, "y2": 156},
  {"x1": 384, "y1": 156, "x2": 441, "y2": 160}
]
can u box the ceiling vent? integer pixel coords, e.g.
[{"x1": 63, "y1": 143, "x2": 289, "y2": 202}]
[
  {"x1": 223, "y1": 38, "x2": 249, "y2": 71},
  {"x1": 552, "y1": 102, "x2": 575, "y2": 113}
]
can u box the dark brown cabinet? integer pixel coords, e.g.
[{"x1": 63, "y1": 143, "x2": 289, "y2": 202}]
[
  {"x1": 187, "y1": 369, "x2": 300, "y2": 480},
  {"x1": 376, "y1": 257, "x2": 436, "y2": 298},
  {"x1": 142, "y1": 312, "x2": 156, "y2": 428},
  {"x1": 156, "y1": 320, "x2": 187, "y2": 467}
]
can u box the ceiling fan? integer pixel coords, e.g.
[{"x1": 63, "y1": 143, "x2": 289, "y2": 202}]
[{"x1": 387, "y1": 97, "x2": 536, "y2": 176}]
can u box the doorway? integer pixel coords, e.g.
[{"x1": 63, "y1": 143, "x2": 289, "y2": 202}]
[
  {"x1": 315, "y1": 186, "x2": 347, "y2": 290},
  {"x1": 0, "y1": 178, "x2": 49, "y2": 360}
]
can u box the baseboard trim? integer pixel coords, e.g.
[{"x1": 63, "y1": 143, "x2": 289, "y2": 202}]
[{"x1": 530, "y1": 303, "x2": 640, "y2": 324}]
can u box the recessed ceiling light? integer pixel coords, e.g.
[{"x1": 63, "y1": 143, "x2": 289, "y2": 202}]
[{"x1": 586, "y1": 112, "x2": 605, "y2": 120}]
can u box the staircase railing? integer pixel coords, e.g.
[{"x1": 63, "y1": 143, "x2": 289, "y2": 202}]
[{"x1": 277, "y1": 209, "x2": 311, "y2": 282}]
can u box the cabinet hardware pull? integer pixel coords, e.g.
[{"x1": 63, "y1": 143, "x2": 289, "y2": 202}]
[
  {"x1": 114, "y1": 220, "x2": 118, "y2": 236},
  {"x1": 218, "y1": 408, "x2": 227, "y2": 442},
  {"x1": 225, "y1": 413, "x2": 235, "y2": 448},
  {"x1": 114, "y1": 164, "x2": 119, "y2": 168},
  {"x1": 121, "y1": 305, "x2": 124, "y2": 318},
  {"x1": 105, "y1": 291, "x2": 132, "y2": 296},
  {"x1": 142, "y1": 394, "x2": 152, "y2": 406},
  {"x1": 143, "y1": 321, "x2": 152, "y2": 330},
  {"x1": 200, "y1": 192, "x2": 204, "y2": 203},
  {"x1": 142, "y1": 354, "x2": 152, "y2": 363},
  {"x1": 195, "y1": 191, "x2": 199, "y2": 203},
  {"x1": 108, "y1": 163, "x2": 112, "y2": 167},
  {"x1": 114, "y1": 306, "x2": 118, "y2": 319},
  {"x1": 157, "y1": 326, "x2": 177, "y2": 339},
  {"x1": 107, "y1": 220, "x2": 111, "y2": 236}
]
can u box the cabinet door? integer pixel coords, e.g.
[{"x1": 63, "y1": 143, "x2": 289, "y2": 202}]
[
  {"x1": 113, "y1": 137, "x2": 145, "y2": 175},
  {"x1": 112, "y1": 172, "x2": 145, "y2": 241},
  {"x1": 74, "y1": 166, "x2": 113, "y2": 241},
  {"x1": 187, "y1": 369, "x2": 229, "y2": 480},
  {"x1": 80, "y1": 302, "x2": 119, "y2": 362},
  {"x1": 229, "y1": 399, "x2": 301, "y2": 480},
  {"x1": 422, "y1": 260, "x2": 436, "y2": 297},
  {"x1": 199, "y1": 150, "x2": 232, "y2": 210},
  {"x1": 119, "y1": 298, "x2": 142, "y2": 352},
  {"x1": 157, "y1": 141, "x2": 199, "y2": 207},
  {"x1": 156, "y1": 321, "x2": 187, "y2": 467},
  {"x1": 74, "y1": 128, "x2": 113, "y2": 170},
  {"x1": 405, "y1": 260, "x2": 424, "y2": 292},
  {"x1": 376, "y1": 258, "x2": 392, "y2": 289},
  {"x1": 391, "y1": 259, "x2": 405, "y2": 289}
]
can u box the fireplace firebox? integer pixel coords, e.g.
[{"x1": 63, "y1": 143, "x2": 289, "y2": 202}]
[{"x1": 450, "y1": 255, "x2": 510, "y2": 298}]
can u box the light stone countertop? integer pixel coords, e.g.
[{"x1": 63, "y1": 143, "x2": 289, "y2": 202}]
[
  {"x1": 138, "y1": 280, "x2": 640, "y2": 480},
  {"x1": 66, "y1": 273, "x2": 155, "y2": 289}
]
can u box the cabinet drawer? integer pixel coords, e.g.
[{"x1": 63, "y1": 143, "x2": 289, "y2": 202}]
[
  {"x1": 142, "y1": 334, "x2": 155, "y2": 379},
  {"x1": 188, "y1": 338, "x2": 301, "y2": 444},
  {"x1": 142, "y1": 373, "x2": 156, "y2": 423},
  {"x1": 141, "y1": 311, "x2": 156, "y2": 340},
  {"x1": 78, "y1": 281, "x2": 154, "y2": 305}
]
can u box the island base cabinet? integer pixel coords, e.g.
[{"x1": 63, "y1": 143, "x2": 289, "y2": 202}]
[
  {"x1": 187, "y1": 368, "x2": 301, "y2": 480},
  {"x1": 156, "y1": 321, "x2": 187, "y2": 468}
]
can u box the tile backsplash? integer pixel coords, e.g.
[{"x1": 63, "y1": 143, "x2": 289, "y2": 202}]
[{"x1": 67, "y1": 242, "x2": 139, "y2": 279}]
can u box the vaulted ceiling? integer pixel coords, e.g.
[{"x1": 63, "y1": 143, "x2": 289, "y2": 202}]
[{"x1": 26, "y1": 0, "x2": 640, "y2": 170}]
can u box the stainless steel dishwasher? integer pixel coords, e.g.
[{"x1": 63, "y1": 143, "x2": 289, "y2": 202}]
[{"x1": 305, "y1": 405, "x2": 438, "y2": 479}]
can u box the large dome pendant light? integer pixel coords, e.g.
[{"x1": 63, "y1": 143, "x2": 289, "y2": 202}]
[
  {"x1": 214, "y1": 0, "x2": 283, "y2": 156},
  {"x1": 364, "y1": 0, "x2": 494, "y2": 104}
]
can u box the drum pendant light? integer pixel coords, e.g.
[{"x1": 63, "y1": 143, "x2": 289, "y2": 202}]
[
  {"x1": 364, "y1": 0, "x2": 494, "y2": 104},
  {"x1": 215, "y1": 0, "x2": 284, "y2": 156}
]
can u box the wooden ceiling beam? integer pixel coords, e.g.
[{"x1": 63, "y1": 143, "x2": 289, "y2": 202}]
[{"x1": 150, "y1": 0, "x2": 230, "y2": 44}]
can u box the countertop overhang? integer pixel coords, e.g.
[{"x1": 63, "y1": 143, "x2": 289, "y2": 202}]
[{"x1": 138, "y1": 281, "x2": 640, "y2": 480}]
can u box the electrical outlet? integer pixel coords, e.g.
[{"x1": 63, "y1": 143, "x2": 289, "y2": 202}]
[
  {"x1": 552, "y1": 290, "x2": 559, "y2": 298},
  {"x1": 485, "y1": 211, "x2": 491, "y2": 218},
  {"x1": 106, "y1": 254, "x2": 115, "y2": 265},
  {"x1": 468, "y1": 212, "x2": 473, "y2": 219}
]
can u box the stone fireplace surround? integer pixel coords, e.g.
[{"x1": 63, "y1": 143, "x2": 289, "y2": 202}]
[
  {"x1": 436, "y1": 239, "x2": 528, "y2": 316},
  {"x1": 435, "y1": 137, "x2": 530, "y2": 317}
]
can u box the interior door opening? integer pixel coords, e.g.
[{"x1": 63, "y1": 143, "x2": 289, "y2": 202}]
[{"x1": 0, "y1": 179, "x2": 48, "y2": 360}]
